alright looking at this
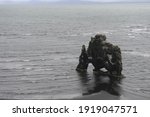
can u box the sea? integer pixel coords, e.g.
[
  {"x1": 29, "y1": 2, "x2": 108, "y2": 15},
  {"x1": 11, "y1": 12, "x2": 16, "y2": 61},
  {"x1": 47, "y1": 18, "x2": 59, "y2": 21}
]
[{"x1": 0, "y1": 3, "x2": 150, "y2": 99}]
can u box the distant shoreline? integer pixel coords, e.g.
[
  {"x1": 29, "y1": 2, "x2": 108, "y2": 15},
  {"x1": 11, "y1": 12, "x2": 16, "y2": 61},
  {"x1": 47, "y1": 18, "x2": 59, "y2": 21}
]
[{"x1": 0, "y1": 1, "x2": 150, "y2": 5}]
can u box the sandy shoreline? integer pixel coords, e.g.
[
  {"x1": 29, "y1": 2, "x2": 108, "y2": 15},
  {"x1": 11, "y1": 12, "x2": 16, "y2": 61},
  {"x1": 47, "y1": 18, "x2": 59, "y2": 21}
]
[
  {"x1": 73, "y1": 91, "x2": 120, "y2": 100},
  {"x1": 73, "y1": 90, "x2": 150, "y2": 100}
]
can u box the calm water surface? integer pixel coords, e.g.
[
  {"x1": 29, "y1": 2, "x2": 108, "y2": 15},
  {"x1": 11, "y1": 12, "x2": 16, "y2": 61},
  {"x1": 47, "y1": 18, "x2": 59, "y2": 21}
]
[{"x1": 0, "y1": 3, "x2": 150, "y2": 99}]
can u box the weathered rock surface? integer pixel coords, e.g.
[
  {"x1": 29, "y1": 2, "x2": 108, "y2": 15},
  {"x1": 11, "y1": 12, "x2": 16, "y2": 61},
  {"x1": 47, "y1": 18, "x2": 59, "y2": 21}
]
[{"x1": 76, "y1": 34, "x2": 122, "y2": 76}]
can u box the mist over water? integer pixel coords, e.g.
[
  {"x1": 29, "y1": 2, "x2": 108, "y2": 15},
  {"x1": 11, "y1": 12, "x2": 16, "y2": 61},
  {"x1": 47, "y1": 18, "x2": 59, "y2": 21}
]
[{"x1": 0, "y1": 3, "x2": 150, "y2": 99}]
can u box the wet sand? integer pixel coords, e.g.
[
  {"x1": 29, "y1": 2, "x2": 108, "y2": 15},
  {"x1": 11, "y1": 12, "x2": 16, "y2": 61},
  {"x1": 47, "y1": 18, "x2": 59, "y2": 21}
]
[{"x1": 74, "y1": 91, "x2": 120, "y2": 100}]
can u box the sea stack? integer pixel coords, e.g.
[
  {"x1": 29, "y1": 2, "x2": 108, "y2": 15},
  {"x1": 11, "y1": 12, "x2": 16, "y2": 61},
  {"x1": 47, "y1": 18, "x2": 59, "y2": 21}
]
[{"x1": 76, "y1": 34, "x2": 122, "y2": 76}]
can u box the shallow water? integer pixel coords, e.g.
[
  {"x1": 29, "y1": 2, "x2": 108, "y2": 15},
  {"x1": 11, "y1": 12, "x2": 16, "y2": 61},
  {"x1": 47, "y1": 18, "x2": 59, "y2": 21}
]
[{"x1": 0, "y1": 3, "x2": 150, "y2": 99}]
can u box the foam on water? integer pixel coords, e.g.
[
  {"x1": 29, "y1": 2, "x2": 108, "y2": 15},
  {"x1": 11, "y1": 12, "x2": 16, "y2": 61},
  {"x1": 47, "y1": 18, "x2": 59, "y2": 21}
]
[
  {"x1": 127, "y1": 25, "x2": 150, "y2": 35},
  {"x1": 123, "y1": 51, "x2": 150, "y2": 57}
]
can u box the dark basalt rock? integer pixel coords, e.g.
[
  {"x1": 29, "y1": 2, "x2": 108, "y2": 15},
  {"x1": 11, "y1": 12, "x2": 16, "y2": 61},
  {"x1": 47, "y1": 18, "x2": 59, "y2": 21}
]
[{"x1": 76, "y1": 34, "x2": 123, "y2": 77}]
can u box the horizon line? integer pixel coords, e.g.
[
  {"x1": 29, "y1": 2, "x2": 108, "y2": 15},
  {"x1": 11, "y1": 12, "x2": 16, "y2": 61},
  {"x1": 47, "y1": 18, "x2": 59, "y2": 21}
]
[{"x1": 0, "y1": 1, "x2": 150, "y2": 4}]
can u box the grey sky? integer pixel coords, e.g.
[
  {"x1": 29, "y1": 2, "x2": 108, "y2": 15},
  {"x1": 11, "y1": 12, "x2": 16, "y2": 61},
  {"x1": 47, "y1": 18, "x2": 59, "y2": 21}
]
[{"x1": 0, "y1": 0, "x2": 149, "y2": 3}]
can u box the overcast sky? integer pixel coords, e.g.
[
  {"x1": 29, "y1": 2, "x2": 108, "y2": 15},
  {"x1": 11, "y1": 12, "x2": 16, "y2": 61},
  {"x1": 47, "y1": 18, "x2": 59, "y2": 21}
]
[{"x1": 0, "y1": 0, "x2": 149, "y2": 3}]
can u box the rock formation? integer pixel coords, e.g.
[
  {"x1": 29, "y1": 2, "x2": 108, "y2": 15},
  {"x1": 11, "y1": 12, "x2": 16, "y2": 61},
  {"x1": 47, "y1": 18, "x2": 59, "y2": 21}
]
[{"x1": 76, "y1": 34, "x2": 122, "y2": 76}]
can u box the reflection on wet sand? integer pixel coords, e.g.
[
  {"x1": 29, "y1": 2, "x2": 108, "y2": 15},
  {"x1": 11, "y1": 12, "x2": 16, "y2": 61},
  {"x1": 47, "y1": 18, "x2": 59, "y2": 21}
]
[{"x1": 77, "y1": 71, "x2": 123, "y2": 100}]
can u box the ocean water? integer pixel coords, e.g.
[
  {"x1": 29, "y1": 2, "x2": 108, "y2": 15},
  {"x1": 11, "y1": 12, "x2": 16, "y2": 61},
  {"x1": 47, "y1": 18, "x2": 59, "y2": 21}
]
[{"x1": 0, "y1": 3, "x2": 150, "y2": 99}]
